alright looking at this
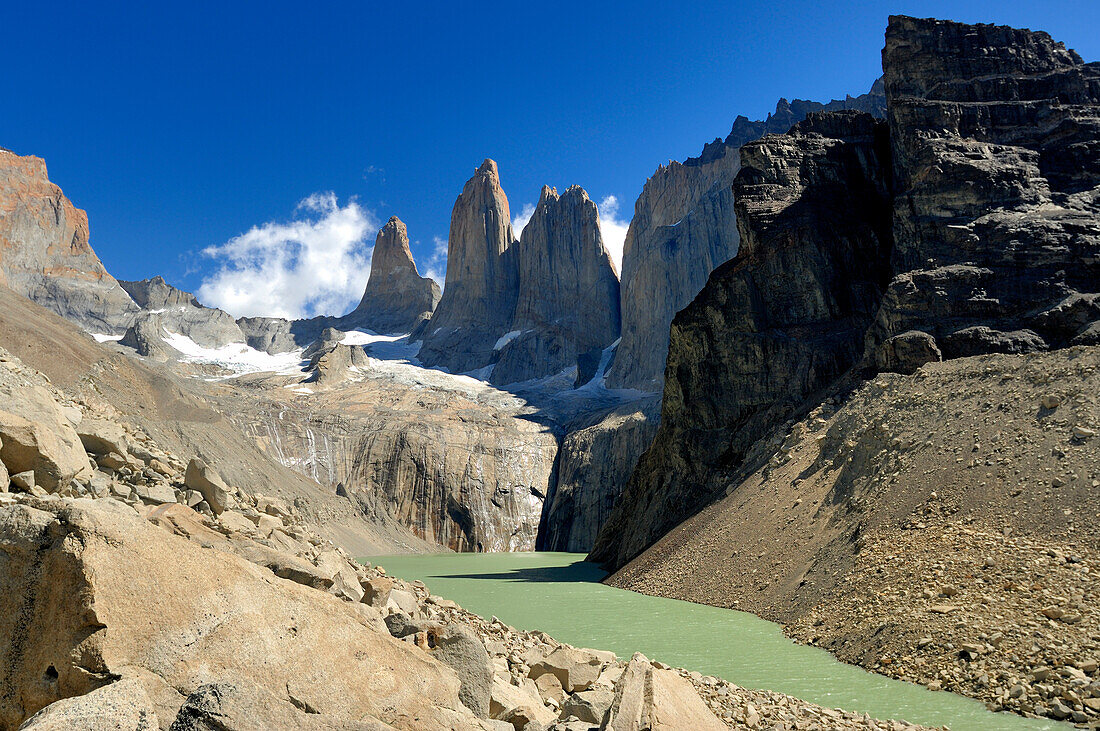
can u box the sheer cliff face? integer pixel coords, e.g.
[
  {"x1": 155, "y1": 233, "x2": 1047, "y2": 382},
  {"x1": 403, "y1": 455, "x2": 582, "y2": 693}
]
[
  {"x1": 595, "y1": 16, "x2": 1100, "y2": 572},
  {"x1": 417, "y1": 161, "x2": 621, "y2": 386},
  {"x1": 538, "y1": 397, "x2": 660, "y2": 552},
  {"x1": 0, "y1": 149, "x2": 139, "y2": 333},
  {"x1": 606, "y1": 143, "x2": 742, "y2": 391},
  {"x1": 866, "y1": 16, "x2": 1100, "y2": 370},
  {"x1": 224, "y1": 370, "x2": 558, "y2": 552},
  {"x1": 417, "y1": 159, "x2": 519, "y2": 373},
  {"x1": 592, "y1": 112, "x2": 894, "y2": 570},
  {"x1": 491, "y1": 185, "x2": 621, "y2": 386},
  {"x1": 350, "y1": 216, "x2": 440, "y2": 334},
  {"x1": 606, "y1": 80, "x2": 888, "y2": 392}
]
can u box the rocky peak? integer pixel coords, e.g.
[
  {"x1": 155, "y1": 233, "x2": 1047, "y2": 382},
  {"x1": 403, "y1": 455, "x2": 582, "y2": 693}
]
[
  {"x1": 0, "y1": 148, "x2": 139, "y2": 334},
  {"x1": 415, "y1": 158, "x2": 520, "y2": 373},
  {"x1": 491, "y1": 183, "x2": 620, "y2": 385},
  {"x1": 372, "y1": 216, "x2": 414, "y2": 272},
  {"x1": 348, "y1": 215, "x2": 440, "y2": 334},
  {"x1": 725, "y1": 77, "x2": 887, "y2": 150},
  {"x1": 118, "y1": 275, "x2": 198, "y2": 309}
]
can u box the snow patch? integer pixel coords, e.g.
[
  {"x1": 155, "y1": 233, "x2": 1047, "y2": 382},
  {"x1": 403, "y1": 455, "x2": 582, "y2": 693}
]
[
  {"x1": 91, "y1": 333, "x2": 124, "y2": 343},
  {"x1": 161, "y1": 331, "x2": 306, "y2": 376},
  {"x1": 340, "y1": 330, "x2": 408, "y2": 347},
  {"x1": 494, "y1": 330, "x2": 524, "y2": 350}
]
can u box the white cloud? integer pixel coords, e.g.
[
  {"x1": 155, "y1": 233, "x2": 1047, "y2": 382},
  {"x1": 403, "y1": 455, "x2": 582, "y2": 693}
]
[
  {"x1": 511, "y1": 202, "x2": 536, "y2": 239},
  {"x1": 198, "y1": 193, "x2": 378, "y2": 319},
  {"x1": 597, "y1": 195, "x2": 628, "y2": 276},
  {"x1": 422, "y1": 235, "x2": 449, "y2": 289}
]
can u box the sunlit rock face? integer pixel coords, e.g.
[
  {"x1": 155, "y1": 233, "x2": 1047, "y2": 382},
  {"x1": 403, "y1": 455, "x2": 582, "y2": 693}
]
[
  {"x1": 491, "y1": 185, "x2": 621, "y2": 386},
  {"x1": 416, "y1": 159, "x2": 521, "y2": 374},
  {"x1": 347, "y1": 216, "x2": 440, "y2": 335},
  {"x1": 222, "y1": 358, "x2": 559, "y2": 552},
  {"x1": 0, "y1": 149, "x2": 139, "y2": 333}
]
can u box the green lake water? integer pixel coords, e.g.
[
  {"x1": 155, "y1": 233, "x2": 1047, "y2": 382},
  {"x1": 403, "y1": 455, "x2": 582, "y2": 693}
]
[{"x1": 365, "y1": 551, "x2": 1060, "y2": 731}]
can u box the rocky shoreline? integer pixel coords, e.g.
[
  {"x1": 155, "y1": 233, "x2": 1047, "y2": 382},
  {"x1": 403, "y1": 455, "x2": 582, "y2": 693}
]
[
  {"x1": 0, "y1": 344, "x2": 930, "y2": 729},
  {"x1": 788, "y1": 522, "x2": 1099, "y2": 725},
  {"x1": 0, "y1": 488, "x2": 935, "y2": 731},
  {"x1": 603, "y1": 346, "x2": 1100, "y2": 727}
]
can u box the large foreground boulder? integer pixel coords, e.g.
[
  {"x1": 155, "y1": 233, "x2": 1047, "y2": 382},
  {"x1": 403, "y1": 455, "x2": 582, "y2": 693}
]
[
  {"x1": 0, "y1": 497, "x2": 491, "y2": 730},
  {"x1": 0, "y1": 372, "x2": 91, "y2": 491},
  {"x1": 17, "y1": 678, "x2": 159, "y2": 731},
  {"x1": 605, "y1": 655, "x2": 725, "y2": 731}
]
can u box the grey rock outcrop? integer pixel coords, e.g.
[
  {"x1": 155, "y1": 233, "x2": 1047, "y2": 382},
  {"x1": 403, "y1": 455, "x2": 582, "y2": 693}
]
[
  {"x1": 118, "y1": 313, "x2": 172, "y2": 360},
  {"x1": 306, "y1": 342, "x2": 370, "y2": 387},
  {"x1": 236, "y1": 316, "x2": 300, "y2": 354},
  {"x1": 593, "y1": 111, "x2": 893, "y2": 570},
  {"x1": 119, "y1": 275, "x2": 199, "y2": 310},
  {"x1": 491, "y1": 185, "x2": 620, "y2": 385},
  {"x1": 606, "y1": 79, "x2": 887, "y2": 391},
  {"x1": 348, "y1": 216, "x2": 440, "y2": 334},
  {"x1": 538, "y1": 397, "x2": 660, "y2": 552},
  {"x1": 417, "y1": 160, "x2": 520, "y2": 373},
  {"x1": 0, "y1": 149, "x2": 139, "y2": 334},
  {"x1": 864, "y1": 16, "x2": 1100, "y2": 370},
  {"x1": 119, "y1": 276, "x2": 246, "y2": 350}
]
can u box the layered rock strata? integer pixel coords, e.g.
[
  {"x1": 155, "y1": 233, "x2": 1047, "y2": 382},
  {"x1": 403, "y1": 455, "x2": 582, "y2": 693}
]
[
  {"x1": 221, "y1": 365, "x2": 558, "y2": 552},
  {"x1": 347, "y1": 216, "x2": 440, "y2": 334},
  {"x1": 0, "y1": 149, "x2": 139, "y2": 333},
  {"x1": 865, "y1": 16, "x2": 1100, "y2": 372}
]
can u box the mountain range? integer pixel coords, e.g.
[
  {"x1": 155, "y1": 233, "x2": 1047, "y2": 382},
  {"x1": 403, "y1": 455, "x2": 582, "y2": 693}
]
[{"x1": 0, "y1": 14, "x2": 1098, "y2": 728}]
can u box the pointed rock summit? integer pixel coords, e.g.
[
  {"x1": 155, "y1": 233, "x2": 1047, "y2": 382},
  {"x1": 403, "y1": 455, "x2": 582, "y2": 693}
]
[
  {"x1": 418, "y1": 161, "x2": 623, "y2": 383},
  {"x1": 349, "y1": 216, "x2": 440, "y2": 334},
  {"x1": 492, "y1": 184, "x2": 620, "y2": 385},
  {"x1": 416, "y1": 159, "x2": 520, "y2": 372},
  {"x1": 0, "y1": 149, "x2": 139, "y2": 333}
]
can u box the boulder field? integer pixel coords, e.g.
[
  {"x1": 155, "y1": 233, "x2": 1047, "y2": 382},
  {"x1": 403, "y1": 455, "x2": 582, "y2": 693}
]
[{"x1": 0, "y1": 345, "x2": 927, "y2": 730}]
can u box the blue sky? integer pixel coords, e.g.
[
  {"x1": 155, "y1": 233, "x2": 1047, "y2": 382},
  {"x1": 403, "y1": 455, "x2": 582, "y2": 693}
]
[{"x1": 2, "y1": 1, "x2": 1098, "y2": 317}]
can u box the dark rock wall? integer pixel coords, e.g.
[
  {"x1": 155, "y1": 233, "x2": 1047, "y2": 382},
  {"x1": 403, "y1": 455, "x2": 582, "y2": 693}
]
[
  {"x1": 866, "y1": 16, "x2": 1100, "y2": 372},
  {"x1": 592, "y1": 112, "x2": 894, "y2": 569}
]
